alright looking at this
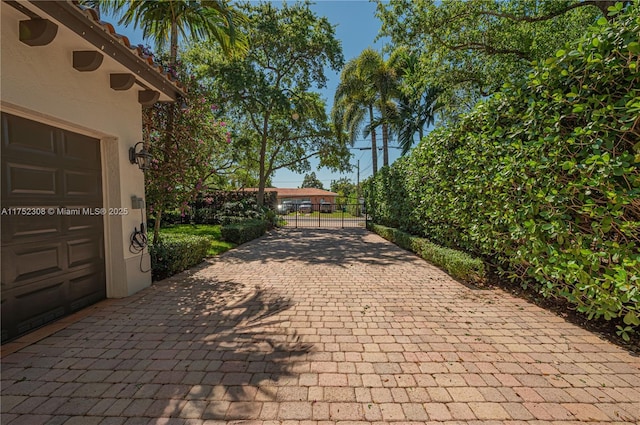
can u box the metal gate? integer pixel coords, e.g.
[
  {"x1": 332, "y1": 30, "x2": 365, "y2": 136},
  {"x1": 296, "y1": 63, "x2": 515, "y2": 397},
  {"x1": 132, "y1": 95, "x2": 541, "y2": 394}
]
[{"x1": 277, "y1": 203, "x2": 368, "y2": 228}]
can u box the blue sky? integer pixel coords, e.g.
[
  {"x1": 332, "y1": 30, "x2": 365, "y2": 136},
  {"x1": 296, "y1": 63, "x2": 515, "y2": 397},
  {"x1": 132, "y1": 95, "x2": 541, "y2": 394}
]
[
  {"x1": 106, "y1": 1, "x2": 401, "y2": 190},
  {"x1": 273, "y1": 0, "x2": 401, "y2": 189}
]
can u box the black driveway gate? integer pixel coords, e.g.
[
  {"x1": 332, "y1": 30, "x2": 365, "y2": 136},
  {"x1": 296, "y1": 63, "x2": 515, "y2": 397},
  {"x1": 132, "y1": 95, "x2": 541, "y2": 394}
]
[{"x1": 278, "y1": 203, "x2": 368, "y2": 228}]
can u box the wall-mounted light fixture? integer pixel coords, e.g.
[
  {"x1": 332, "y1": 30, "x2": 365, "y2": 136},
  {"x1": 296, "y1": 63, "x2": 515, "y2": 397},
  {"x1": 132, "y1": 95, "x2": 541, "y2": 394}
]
[{"x1": 129, "y1": 142, "x2": 152, "y2": 170}]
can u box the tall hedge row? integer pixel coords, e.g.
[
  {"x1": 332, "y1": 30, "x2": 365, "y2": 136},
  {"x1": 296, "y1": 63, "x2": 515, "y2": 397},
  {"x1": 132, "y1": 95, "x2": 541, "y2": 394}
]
[{"x1": 366, "y1": 4, "x2": 639, "y2": 336}]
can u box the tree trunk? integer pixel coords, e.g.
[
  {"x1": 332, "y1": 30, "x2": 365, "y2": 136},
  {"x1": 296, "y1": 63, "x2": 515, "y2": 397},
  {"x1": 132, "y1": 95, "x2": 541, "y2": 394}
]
[
  {"x1": 170, "y1": 23, "x2": 178, "y2": 66},
  {"x1": 153, "y1": 210, "x2": 163, "y2": 242},
  {"x1": 257, "y1": 134, "x2": 268, "y2": 206},
  {"x1": 169, "y1": 7, "x2": 178, "y2": 65},
  {"x1": 369, "y1": 105, "x2": 378, "y2": 175},
  {"x1": 382, "y1": 122, "x2": 389, "y2": 168}
]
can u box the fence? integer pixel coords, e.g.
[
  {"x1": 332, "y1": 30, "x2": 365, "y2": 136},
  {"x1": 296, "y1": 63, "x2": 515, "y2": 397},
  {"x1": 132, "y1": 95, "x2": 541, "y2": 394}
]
[{"x1": 278, "y1": 203, "x2": 368, "y2": 228}]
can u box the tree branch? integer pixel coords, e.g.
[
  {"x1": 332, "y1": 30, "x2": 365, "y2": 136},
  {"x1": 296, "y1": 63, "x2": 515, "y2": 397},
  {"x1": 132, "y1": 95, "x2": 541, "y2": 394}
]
[
  {"x1": 434, "y1": 31, "x2": 531, "y2": 59},
  {"x1": 474, "y1": 1, "x2": 611, "y2": 23},
  {"x1": 269, "y1": 150, "x2": 319, "y2": 175}
]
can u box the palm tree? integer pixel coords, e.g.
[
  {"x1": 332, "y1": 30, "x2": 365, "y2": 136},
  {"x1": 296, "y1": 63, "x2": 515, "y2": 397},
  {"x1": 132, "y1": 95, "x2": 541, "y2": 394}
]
[
  {"x1": 387, "y1": 48, "x2": 441, "y2": 155},
  {"x1": 332, "y1": 55, "x2": 379, "y2": 175},
  {"x1": 357, "y1": 49, "x2": 398, "y2": 168},
  {"x1": 393, "y1": 86, "x2": 442, "y2": 155},
  {"x1": 87, "y1": 0, "x2": 247, "y2": 65}
]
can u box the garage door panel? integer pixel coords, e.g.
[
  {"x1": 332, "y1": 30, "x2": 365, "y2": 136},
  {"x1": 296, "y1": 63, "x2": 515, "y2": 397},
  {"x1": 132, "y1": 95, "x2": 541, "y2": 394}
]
[
  {"x1": 69, "y1": 272, "x2": 106, "y2": 311},
  {"x1": 65, "y1": 213, "x2": 103, "y2": 233},
  {"x1": 5, "y1": 162, "x2": 58, "y2": 196},
  {"x1": 6, "y1": 279, "x2": 67, "y2": 336},
  {"x1": 5, "y1": 242, "x2": 64, "y2": 284},
  {"x1": 67, "y1": 237, "x2": 103, "y2": 268},
  {"x1": 62, "y1": 132, "x2": 101, "y2": 166},
  {"x1": 2, "y1": 113, "x2": 57, "y2": 154},
  {"x1": 64, "y1": 170, "x2": 102, "y2": 198},
  {"x1": 15, "y1": 297, "x2": 67, "y2": 336},
  {"x1": 1, "y1": 212, "x2": 61, "y2": 242},
  {"x1": 1, "y1": 112, "x2": 105, "y2": 343}
]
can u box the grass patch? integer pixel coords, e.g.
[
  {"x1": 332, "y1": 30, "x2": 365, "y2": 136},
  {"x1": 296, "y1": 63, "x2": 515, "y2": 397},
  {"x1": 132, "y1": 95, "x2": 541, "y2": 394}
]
[{"x1": 160, "y1": 224, "x2": 235, "y2": 256}]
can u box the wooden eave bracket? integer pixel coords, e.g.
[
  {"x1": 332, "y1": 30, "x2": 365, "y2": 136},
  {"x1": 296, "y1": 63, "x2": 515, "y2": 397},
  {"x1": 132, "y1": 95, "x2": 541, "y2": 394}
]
[
  {"x1": 19, "y1": 18, "x2": 58, "y2": 46},
  {"x1": 138, "y1": 90, "x2": 160, "y2": 106},
  {"x1": 73, "y1": 50, "x2": 103, "y2": 72},
  {"x1": 110, "y1": 73, "x2": 136, "y2": 91}
]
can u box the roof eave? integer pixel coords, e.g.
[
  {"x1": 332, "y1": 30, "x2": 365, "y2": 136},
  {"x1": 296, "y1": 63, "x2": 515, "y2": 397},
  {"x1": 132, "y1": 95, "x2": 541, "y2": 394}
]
[{"x1": 29, "y1": 0, "x2": 186, "y2": 101}]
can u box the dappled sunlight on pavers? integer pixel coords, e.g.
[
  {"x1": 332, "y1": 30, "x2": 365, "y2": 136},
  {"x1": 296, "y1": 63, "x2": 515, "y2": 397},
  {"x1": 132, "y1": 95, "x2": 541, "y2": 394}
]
[{"x1": 1, "y1": 228, "x2": 639, "y2": 423}]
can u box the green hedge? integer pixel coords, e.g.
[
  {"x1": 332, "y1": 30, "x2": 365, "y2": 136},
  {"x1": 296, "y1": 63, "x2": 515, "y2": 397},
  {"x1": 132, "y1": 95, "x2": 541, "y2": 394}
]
[
  {"x1": 370, "y1": 223, "x2": 485, "y2": 284},
  {"x1": 365, "y1": 4, "x2": 639, "y2": 338},
  {"x1": 220, "y1": 219, "x2": 268, "y2": 245},
  {"x1": 150, "y1": 234, "x2": 211, "y2": 281}
]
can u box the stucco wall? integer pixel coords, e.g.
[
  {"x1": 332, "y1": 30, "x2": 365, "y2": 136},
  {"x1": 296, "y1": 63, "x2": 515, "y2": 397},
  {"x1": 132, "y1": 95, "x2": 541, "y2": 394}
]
[{"x1": 1, "y1": 4, "x2": 152, "y2": 296}]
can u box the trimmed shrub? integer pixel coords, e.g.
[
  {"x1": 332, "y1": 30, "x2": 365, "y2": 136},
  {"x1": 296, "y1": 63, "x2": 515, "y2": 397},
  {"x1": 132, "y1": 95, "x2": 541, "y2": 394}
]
[
  {"x1": 365, "y1": 4, "x2": 639, "y2": 338},
  {"x1": 150, "y1": 234, "x2": 211, "y2": 281},
  {"x1": 221, "y1": 219, "x2": 268, "y2": 245},
  {"x1": 191, "y1": 190, "x2": 278, "y2": 224},
  {"x1": 370, "y1": 223, "x2": 485, "y2": 284}
]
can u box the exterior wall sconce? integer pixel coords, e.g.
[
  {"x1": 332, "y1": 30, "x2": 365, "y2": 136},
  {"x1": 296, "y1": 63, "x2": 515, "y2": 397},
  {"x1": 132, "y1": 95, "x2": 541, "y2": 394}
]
[{"x1": 129, "y1": 142, "x2": 152, "y2": 170}]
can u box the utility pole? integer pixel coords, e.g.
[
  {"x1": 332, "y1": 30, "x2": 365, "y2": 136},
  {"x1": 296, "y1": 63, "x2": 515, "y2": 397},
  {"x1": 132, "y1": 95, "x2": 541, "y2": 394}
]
[{"x1": 357, "y1": 159, "x2": 360, "y2": 199}]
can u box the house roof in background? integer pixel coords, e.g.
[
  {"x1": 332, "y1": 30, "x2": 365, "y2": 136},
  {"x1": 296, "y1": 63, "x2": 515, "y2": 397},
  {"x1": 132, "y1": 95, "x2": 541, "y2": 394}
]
[{"x1": 243, "y1": 188, "x2": 338, "y2": 198}]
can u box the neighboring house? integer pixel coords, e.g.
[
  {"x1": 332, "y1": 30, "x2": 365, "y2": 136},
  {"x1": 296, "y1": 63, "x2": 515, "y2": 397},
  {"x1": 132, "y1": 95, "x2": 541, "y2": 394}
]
[
  {"x1": 1, "y1": 2, "x2": 184, "y2": 342},
  {"x1": 243, "y1": 188, "x2": 339, "y2": 206}
]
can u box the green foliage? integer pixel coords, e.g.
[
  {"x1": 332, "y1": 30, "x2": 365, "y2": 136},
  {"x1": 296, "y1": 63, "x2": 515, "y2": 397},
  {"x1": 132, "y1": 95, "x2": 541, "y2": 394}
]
[
  {"x1": 301, "y1": 172, "x2": 325, "y2": 189},
  {"x1": 366, "y1": 4, "x2": 640, "y2": 335},
  {"x1": 216, "y1": 198, "x2": 268, "y2": 224},
  {"x1": 376, "y1": 0, "x2": 602, "y2": 119},
  {"x1": 90, "y1": 0, "x2": 248, "y2": 62},
  {"x1": 189, "y1": 191, "x2": 277, "y2": 226},
  {"x1": 159, "y1": 224, "x2": 235, "y2": 257},
  {"x1": 188, "y1": 1, "x2": 348, "y2": 204},
  {"x1": 221, "y1": 219, "x2": 268, "y2": 245},
  {"x1": 144, "y1": 74, "x2": 234, "y2": 239},
  {"x1": 369, "y1": 223, "x2": 485, "y2": 283},
  {"x1": 330, "y1": 177, "x2": 358, "y2": 206},
  {"x1": 149, "y1": 233, "x2": 211, "y2": 281},
  {"x1": 387, "y1": 48, "x2": 443, "y2": 155},
  {"x1": 332, "y1": 48, "x2": 398, "y2": 171}
]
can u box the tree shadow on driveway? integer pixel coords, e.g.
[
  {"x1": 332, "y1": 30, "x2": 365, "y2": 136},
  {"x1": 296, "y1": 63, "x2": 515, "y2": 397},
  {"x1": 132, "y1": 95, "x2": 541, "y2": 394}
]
[
  {"x1": 217, "y1": 227, "x2": 425, "y2": 268},
  {"x1": 1, "y1": 274, "x2": 311, "y2": 422}
]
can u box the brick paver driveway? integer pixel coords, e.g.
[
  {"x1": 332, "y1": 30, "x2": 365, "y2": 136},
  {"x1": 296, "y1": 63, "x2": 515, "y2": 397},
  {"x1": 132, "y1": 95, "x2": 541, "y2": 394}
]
[{"x1": 2, "y1": 228, "x2": 639, "y2": 424}]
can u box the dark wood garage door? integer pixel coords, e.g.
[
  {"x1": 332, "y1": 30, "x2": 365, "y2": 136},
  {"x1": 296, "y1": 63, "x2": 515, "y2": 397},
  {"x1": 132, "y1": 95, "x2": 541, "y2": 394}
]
[{"x1": 1, "y1": 112, "x2": 106, "y2": 343}]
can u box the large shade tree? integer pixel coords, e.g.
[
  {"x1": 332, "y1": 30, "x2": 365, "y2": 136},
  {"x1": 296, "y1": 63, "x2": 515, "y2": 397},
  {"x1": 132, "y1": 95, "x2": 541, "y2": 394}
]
[
  {"x1": 375, "y1": 0, "x2": 604, "y2": 118},
  {"x1": 192, "y1": 1, "x2": 349, "y2": 205}
]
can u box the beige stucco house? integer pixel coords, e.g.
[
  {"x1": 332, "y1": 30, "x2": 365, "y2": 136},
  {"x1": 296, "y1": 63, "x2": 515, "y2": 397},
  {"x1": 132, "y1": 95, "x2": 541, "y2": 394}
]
[{"x1": 1, "y1": 1, "x2": 184, "y2": 342}]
